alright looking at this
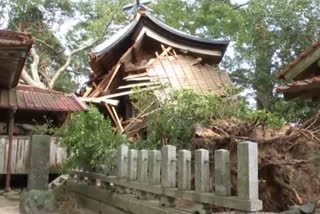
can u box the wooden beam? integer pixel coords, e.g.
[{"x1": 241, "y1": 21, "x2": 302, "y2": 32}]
[
  {"x1": 103, "y1": 103, "x2": 120, "y2": 131},
  {"x1": 111, "y1": 106, "x2": 124, "y2": 132},
  {"x1": 284, "y1": 47, "x2": 320, "y2": 80},
  {"x1": 5, "y1": 108, "x2": 16, "y2": 192},
  {"x1": 117, "y1": 82, "x2": 160, "y2": 90},
  {"x1": 85, "y1": 86, "x2": 161, "y2": 101},
  {"x1": 125, "y1": 77, "x2": 151, "y2": 81},
  {"x1": 124, "y1": 73, "x2": 149, "y2": 80},
  {"x1": 79, "y1": 97, "x2": 119, "y2": 106}
]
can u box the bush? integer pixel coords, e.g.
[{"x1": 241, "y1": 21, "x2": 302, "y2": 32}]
[
  {"x1": 58, "y1": 105, "x2": 127, "y2": 171},
  {"x1": 131, "y1": 88, "x2": 286, "y2": 149},
  {"x1": 132, "y1": 89, "x2": 247, "y2": 149}
]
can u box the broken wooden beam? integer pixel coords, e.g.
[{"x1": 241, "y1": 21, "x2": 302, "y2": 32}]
[
  {"x1": 117, "y1": 82, "x2": 160, "y2": 90},
  {"x1": 80, "y1": 97, "x2": 119, "y2": 106}
]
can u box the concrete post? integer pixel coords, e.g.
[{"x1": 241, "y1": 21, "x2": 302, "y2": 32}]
[
  {"x1": 117, "y1": 145, "x2": 128, "y2": 179},
  {"x1": 178, "y1": 150, "x2": 191, "y2": 190},
  {"x1": 161, "y1": 145, "x2": 176, "y2": 188},
  {"x1": 237, "y1": 141, "x2": 259, "y2": 200},
  {"x1": 28, "y1": 135, "x2": 50, "y2": 190},
  {"x1": 128, "y1": 149, "x2": 138, "y2": 181},
  {"x1": 149, "y1": 150, "x2": 161, "y2": 185},
  {"x1": 215, "y1": 149, "x2": 231, "y2": 196},
  {"x1": 137, "y1": 150, "x2": 148, "y2": 183},
  {"x1": 195, "y1": 149, "x2": 210, "y2": 193}
]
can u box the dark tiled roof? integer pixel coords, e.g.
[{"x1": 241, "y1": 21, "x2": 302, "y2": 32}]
[
  {"x1": 0, "y1": 30, "x2": 34, "y2": 89},
  {"x1": 277, "y1": 76, "x2": 320, "y2": 95},
  {"x1": 0, "y1": 85, "x2": 87, "y2": 112},
  {"x1": 277, "y1": 38, "x2": 320, "y2": 79}
]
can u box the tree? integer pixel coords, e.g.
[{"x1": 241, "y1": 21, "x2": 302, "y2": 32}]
[
  {"x1": 4, "y1": 0, "x2": 128, "y2": 91},
  {"x1": 151, "y1": 0, "x2": 320, "y2": 111}
]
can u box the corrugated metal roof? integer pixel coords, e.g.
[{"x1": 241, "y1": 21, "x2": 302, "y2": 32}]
[
  {"x1": 0, "y1": 30, "x2": 34, "y2": 89},
  {"x1": 277, "y1": 38, "x2": 320, "y2": 79},
  {"x1": 0, "y1": 85, "x2": 87, "y2": 112}
]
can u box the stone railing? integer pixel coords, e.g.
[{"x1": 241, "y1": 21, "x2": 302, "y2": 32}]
[{"x1": 69, "y1": 141, "x2": 262, "y2": 213}]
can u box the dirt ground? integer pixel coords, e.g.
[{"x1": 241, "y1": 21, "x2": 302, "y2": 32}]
[
  {"x1": 192, "y1": 118, "x2": 320, "y2": 212},
  {"x1": 0, "y1": 191, "x2": 20, "y2": 214}
]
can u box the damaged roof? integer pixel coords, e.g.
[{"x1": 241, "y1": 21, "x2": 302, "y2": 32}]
[
  {"x1": 90, "y1": 10, "x2": 229, "y2": 76},
  {"x1": 277, "y1": 38, "x2": 320, "y2": 81},
  {"x1": 0, "y1": 30, "x2": 34, "y2": 89},
  {"x1": 0, "y1": 85, "x2": 87, "y2": 112},
  {"x1": 277, "y1": 76, "x2": 320, "y2": 100}
]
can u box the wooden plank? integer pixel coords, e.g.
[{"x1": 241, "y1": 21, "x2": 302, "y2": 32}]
[
  {"x1": 117, "y1": 82, "x2": 160, "y2": 90},
  {"x1": 83, "y1": 87, "x2": 92, "y2": 97},
  {"x1": 0, "y1": 137, "x2": 5, "y2": 173},
  {"x1": 104, "y1": 63, "x2": 122, "y2": 92},
  {"x1": 104, "y1": 103, "x2": 120, "y2": 131},
  {"x1": 125, "y1": 77, "x2": 151, "y2": 81},
  {"x1": 111, "y1": 106, "x2": 124, "y2": 132},
  {"x1": 79, "y1": 97, "x2": 119, "y2": 106},
  {"x1": 88, "y1": 86, "x2": 161, "y2": 101},
  {"x1": 123, "y1": 73, "x2": 149, "y2": 80}
]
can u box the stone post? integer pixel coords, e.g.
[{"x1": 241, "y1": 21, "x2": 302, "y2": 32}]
[
  {"x1": 161, "y1": 145, "x2": 176, "y2": 188},
  {"x1": 149, "y1": 150, "x2": 161, "y2": 185},
  {"x1": 28, "y1": 135, "x2": 50, "y2": 190},
  {"x1": 237, "y1": 141, "x2": 259, "y2": 200},
  {"x1": 215, "y1": 149, "x2": 231, "y2": 196},
  {"x1": 178, "y1": 150, "x2": 191, "y2": 190},
  {"x1": 195, "y1": 149, "x2": 210, "y2": 193},
  {"x1": 128, "y1": 149, "x2": 138, "y2": 181},
  {"x1": 137, "y1": 150, "x2": 148, "y2": 183},
  {"x1": 117, "y1": 145, "x2": 128, "y2": 179}
]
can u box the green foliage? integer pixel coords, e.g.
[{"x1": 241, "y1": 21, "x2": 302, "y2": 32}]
[
  {"x1": 152, "y1": 0, "x2": 320, "y2": 112},
  {"x1": 132, "y1": 88, "x2": 248, "y2": 149},
  {"x1": 238, "y1": 109, "x2": 286, "y2": 129},
  {"x1": 32, "y1": 117, "x2": 56, "y2": 135},
  {"x1": 131, "y1": 87, "x2": 286, "y2": 149},
  {"x1": 58, "y1": 105, "x2": 127, "y2": 171},
  {"x1": 4, "y1": 0, "x2": 128, "y2": 90},
  {"x1": 273, "y1": 99, "x2": 320, "y2": 123}
]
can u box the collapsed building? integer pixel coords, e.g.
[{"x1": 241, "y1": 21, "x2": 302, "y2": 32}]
[{"x1": 81, "y1": 8, "x2": 233, "y2": 131}]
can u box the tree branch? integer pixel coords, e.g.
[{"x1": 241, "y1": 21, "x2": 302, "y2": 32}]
[
  {"x1": 21, "y1": 69, "x2": 45, "y2": 88},
  {"x1": 48, "y1": 11, "x2": 117, "y2": 89},
  {"x1": 30, "y1": 47, "x2": 42, "y2": 84},
  {"x1": 33, "y1": 37, "x2": 57, "y2": 53},
  {"x1": 233, "y1": 2, "x2": 249, "y2": 10},
  {"x1": 48, "y1": 40, "x2": 98, "y2": 89}
]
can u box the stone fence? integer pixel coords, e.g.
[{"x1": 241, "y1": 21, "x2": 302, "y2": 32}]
[{"x1": 69, "y1": 141, "x2": 262, "y2": 213}]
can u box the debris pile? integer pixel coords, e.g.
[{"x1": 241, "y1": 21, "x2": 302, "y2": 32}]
[
  {"x1": 82, "y1": 46, "x2": 232, "y2": 137},
  {"x1": 192, "y1": 116, "x2": 320, "y2": 212}
]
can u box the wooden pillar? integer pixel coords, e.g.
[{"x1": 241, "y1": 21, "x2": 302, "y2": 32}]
[{"x1": 5, "y1": 108, "x2": 16, "y2": 192}]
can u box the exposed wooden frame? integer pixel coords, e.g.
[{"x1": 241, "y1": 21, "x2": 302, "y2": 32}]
[
  {"x1": 283, "y1": 47, "x2": 320, "y2": 80},
  {"x1": 79, "y1": 97, "x2": 119, "y2": 106},
  {"x1": 111, "y1": 106, "x2": 124, "y2": 132},
  {"x1": 103, "y1": 103, "x2": 122, "y2": 132}
]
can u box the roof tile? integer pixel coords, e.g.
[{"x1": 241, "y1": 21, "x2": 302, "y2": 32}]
[{"x1": 0, "y1": 85, "x2": 87, "y2": 112}]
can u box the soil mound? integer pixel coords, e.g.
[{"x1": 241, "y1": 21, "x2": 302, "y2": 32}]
[{"x1": 191, "y1": 118, "x2": 320, "y2": 212}]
